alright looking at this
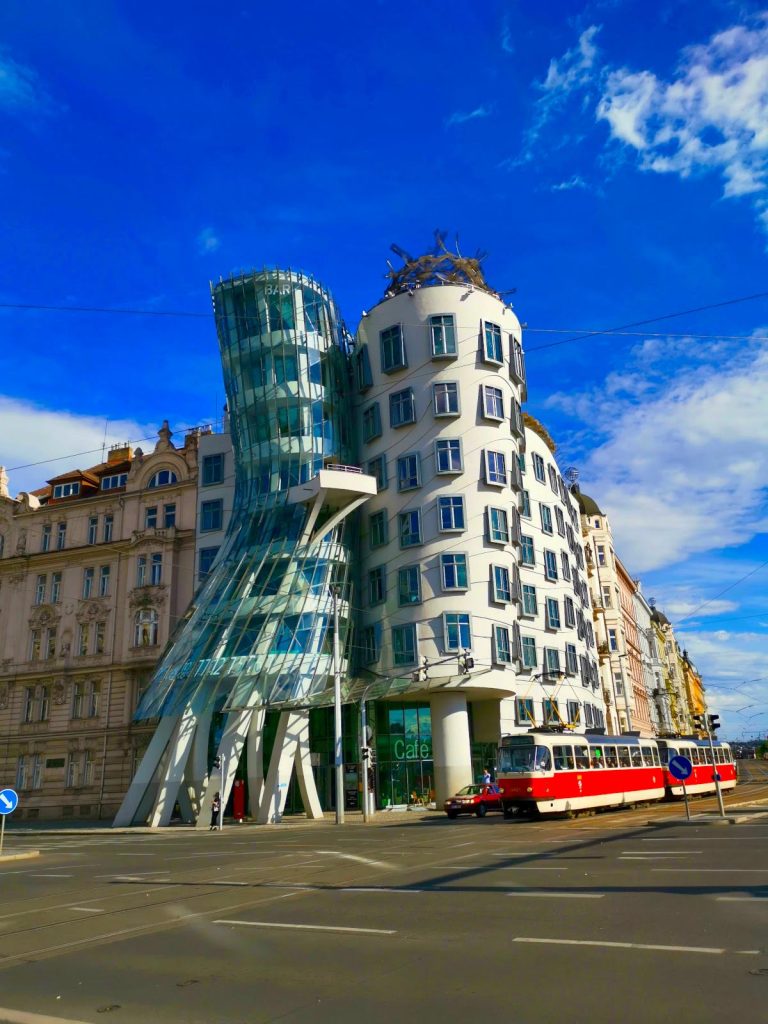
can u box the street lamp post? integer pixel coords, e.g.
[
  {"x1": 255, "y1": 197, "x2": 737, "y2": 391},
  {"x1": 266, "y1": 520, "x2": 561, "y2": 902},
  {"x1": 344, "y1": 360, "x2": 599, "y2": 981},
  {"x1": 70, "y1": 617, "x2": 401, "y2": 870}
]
[{"x1": 331, "y1": 584, "x2": 344, "y2": 826}]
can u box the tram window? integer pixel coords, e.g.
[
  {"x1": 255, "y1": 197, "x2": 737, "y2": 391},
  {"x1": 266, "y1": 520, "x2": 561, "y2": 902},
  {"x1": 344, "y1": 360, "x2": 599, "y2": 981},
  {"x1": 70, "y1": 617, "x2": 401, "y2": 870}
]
[
  {"x1": 618, "y1": 746, "x2": 631, "y2": 768},
  {"x1": 703, "y1": 748, "x2": 713, "y2": 764},
  {"x1": 641, "y1": 746, "x2": 653, "y2": 766},
  {"x1": 604, "y1": 745, "x2": 618, "y2": 767},
  {"x1": 535, "y1": 748, "x2": 552, "y2": 771},
  {"x1": 630, "y1": 747, "x2": 643, "y2": 768},
  {"x1": 553, "y1": 745, "x2": 575, "y2": 771},
  {"x1": 659, "y1": 746, "x2": 672, "y2": 765},
  {"x1": 574, "y1": 746, "x2": 590, "y2": 770},
  {"x1": 652, "y1": 748, "x2": 661, "y2": 767},
  {"x1": 589, "y1": 746, "x2": 604, "y2": 768},
  {"x1": 691, "y1": 748, "x2": 701, "y2": 765},
  {"x1": 717, "y1": 749, "x2": 725, "y2": 764}
]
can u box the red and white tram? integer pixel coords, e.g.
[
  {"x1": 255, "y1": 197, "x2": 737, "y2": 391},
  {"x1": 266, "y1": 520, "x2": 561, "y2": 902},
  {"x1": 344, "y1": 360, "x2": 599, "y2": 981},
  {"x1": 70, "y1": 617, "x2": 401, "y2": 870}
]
[{"x1": 497, "y1": 730, "x2": 735, "y2": 817}]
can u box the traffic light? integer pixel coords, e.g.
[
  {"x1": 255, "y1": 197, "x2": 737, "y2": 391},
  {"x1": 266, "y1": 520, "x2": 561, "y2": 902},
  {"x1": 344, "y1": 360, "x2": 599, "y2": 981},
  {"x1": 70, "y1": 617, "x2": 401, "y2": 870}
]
[
  {"x1": 459, "y1": 650, "x2": 475, "y2": 674},
  {"x1": 361, "y1": 746, "x2": 371, "y2": 762},
  {"x1": 692, "y1": 714, "x2": 706, "y2": 731},
  {"x1": 708, "y1": 714, "x2": 721, "y2": 731}
]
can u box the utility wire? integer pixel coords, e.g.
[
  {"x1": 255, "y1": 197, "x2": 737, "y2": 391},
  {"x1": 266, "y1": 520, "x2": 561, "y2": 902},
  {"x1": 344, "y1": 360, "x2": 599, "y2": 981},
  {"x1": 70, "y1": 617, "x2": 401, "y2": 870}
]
[{"x1": 675, "y1": 559, "x2": 768, "y2": 624}]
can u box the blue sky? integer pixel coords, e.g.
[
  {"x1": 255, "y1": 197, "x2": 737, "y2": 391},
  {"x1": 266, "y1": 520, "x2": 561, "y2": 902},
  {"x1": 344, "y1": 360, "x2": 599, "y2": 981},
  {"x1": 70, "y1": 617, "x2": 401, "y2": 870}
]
[{"x1": 1, "y1": 0, "x2": 767, "y2": 738}]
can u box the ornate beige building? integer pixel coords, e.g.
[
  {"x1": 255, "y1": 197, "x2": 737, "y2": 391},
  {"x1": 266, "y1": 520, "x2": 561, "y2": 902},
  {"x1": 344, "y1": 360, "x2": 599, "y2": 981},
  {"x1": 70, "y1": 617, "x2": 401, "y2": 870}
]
[{"x1": 0, "y1": 423, "x2": 200, "y2": 821}]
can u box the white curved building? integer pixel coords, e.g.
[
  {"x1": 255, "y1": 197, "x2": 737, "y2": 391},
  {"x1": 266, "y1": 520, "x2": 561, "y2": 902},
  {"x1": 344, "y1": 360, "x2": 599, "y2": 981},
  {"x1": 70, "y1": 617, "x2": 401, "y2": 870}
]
[
  {"x1": 510, "y1": 418, "x2": 604, "y2": 735},
  {"x1": 354, "y1": 266, "x2": 527, "y2": 803}
]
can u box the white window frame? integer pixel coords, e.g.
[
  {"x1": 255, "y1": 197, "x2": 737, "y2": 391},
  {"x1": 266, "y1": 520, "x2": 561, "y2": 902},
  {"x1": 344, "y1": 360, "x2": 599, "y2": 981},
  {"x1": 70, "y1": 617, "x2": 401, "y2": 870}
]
[
  {"x1": 487, "y1": 506, "x2": 509, "y2": 545},
  {"x1": 494, "y1": 625, "x2": 512, "y2": 665},
  {"x1": 443, "y1": 612, "x2": 472, "y2": 653},
  {"x1": 483, "y1": 322, "x2": 503, "y2": 364},
  {"x1": 484, "y1": 450, "x2": 507, "y2": 487},
  {"x1": 398, "y1": 508, "x2": 422, "y2": 548},
  {"x1": 482, "y1": 384, "x2": 504, "y2": 420},
  {"x1": 380, "y1": 324, "x2": 406, "y2": 373},
  {"x1": 521, "y1": 585, "x2": 537, "y2": 617},
  {"x1": 396, "y1": 453, "x2": 421, "y2": 492},
  {"x1": 390, "y1": 388, "x2": 416, "y2": 428},
  {"x1": 438, "y1": 495, "x2": 466, "y2": 533},
  {"x1": 544, "y1": 549, "x2": 558, "y2": 582},
  {"x1": 521, "y1": 635, "x2": 537, "y2": 668},
  {"x1": 432, "y1": 381, "x2": 460, "y2": 417},
  {"x1": 434, "y1": 438, "x2": 463, "y2": 474},
  {"x1": 430, "y1": 314, "x2": 457, "y2": 358},
  {"x1": 540, "y1": 504, "x2": 554, "y2": 535},
  {"x1": 397, "y1": 564, "x2": 421, "y2": 606},
  {"x1": 492, "y1": 564, "x2": 511, "y2": 603},
  {"x1": 392, "y1": 623, "x2": 417, "y2": 666},
  {"x1": 440, "y1": 552, "x2": 469, "y2": 591}
]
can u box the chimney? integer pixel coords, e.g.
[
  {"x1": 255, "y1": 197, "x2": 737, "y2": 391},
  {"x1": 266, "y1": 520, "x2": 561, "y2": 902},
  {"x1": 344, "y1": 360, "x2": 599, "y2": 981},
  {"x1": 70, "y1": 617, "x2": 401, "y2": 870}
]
[{"x1": 108, "y1": 443, "x2": 133, "y2": 464}]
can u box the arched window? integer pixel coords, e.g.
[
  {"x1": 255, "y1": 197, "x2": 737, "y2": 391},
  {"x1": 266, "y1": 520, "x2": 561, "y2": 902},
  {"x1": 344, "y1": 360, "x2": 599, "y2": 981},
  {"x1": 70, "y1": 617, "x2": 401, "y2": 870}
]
[
  {"x1": 134, "y1": 609, "x2": 159, "y2": 647},
  {"x1": 147, "y1": 469, "x2": 178, "y2": 489}
]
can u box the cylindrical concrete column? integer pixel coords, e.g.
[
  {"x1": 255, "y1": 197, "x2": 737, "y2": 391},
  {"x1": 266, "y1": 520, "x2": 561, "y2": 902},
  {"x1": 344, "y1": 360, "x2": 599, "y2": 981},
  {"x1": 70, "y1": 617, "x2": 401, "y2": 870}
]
[{"x1": 430, "y1": 692, "x2": 473, "y2": 805}]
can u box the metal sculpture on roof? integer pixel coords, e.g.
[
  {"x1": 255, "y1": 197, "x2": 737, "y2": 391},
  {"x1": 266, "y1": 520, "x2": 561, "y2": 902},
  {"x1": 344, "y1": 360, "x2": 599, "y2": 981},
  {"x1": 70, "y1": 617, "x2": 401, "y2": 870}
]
[{"x1": 384, "y1": 230, "x2": 497, "y2": 298}]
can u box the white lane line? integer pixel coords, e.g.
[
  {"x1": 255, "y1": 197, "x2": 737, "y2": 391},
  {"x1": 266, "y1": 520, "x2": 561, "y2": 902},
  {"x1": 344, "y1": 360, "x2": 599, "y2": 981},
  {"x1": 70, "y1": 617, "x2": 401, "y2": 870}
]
[
  {"x1": 621, "y1": 850, "x2": 700, "y2": 854},
  {"x1": 26, "y1": 874, "x2": 73, "y2": 879},
  {"x1": 491, "y1": 852, "x2": 546, "y2": 857},
  {"x1": 507, "y1": 892, "x2": 604, "y2": 899},
  {"x1": 215, "y1": 920, "x2": 396, "y2": 935},
  {"x1": 69, "y1": 907, "x2": 104, "y2": 914},
  {"x1": 514, "y1": 937, "x2": 724, "y2": 954},
  {"x1": 716, "y1": 896, "x2": 768, "y2": 902},
  {"x1": 342, "y1": 887, "x2": 424, "y2": 894},
  {"x1": 0, "y1": 1006, "x2": 95, "y2": 1023},
  {"x1": 314, "y1": 850, "x2": 393, "y2": 870},
  {"x1": 501, "y1": 866, "x2": 566, "y2": 872},
  {"x1": 736, "y1": 950, "x2": 761, "y2": 955},
  {"x1": 652, "y1": 868, "x2": 768, "y2": 873}
]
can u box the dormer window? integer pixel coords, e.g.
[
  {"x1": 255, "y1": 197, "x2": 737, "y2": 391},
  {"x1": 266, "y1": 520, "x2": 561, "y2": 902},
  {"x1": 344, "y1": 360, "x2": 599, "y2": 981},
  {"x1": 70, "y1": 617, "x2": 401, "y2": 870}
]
[
  {"x1": 53, "y1": 482, "x2": 80, "y2": 499},
  {"x1": 147, "y1": 470, "x2": 178, "y2": 489},
  {"x1": 101, "y1": 474, "x2": 128, "y2": 491}
]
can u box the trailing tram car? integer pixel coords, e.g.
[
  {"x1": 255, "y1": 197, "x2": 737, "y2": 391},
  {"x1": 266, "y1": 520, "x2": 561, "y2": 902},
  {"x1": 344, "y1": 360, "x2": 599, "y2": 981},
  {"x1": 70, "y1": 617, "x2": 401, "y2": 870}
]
[
  {"x1": 657, "y1": 737, "x2": 737, "y2": 797},
  {"x1": 496, "y1": 730, "x2": 735, "y2": 817}
]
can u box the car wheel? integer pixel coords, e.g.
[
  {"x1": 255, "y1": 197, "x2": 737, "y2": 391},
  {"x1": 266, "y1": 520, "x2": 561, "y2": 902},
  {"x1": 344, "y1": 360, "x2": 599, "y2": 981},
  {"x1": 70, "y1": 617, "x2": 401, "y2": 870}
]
[
  {"x1": 475, "y1": 804, "x2": 487, "y2": 817},
  {"x1": 503, "y1": 804, "x2": 515, "y2": 819},
  {"x1": 446, "y1": 811, "x2": 458, "y2": 819}
]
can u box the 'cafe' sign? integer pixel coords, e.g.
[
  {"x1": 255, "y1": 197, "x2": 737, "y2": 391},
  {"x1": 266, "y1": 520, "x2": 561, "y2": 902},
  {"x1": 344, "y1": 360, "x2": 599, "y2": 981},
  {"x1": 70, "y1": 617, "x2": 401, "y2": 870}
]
[{"x1": 392, "y1": 738, "x2": 432, "y2": 761}]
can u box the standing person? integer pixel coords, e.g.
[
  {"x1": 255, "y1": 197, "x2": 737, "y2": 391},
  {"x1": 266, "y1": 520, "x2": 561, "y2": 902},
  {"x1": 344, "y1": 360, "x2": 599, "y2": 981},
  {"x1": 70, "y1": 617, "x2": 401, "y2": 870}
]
[
  {"x1": 210, "y1": 792, "x2": 221, "y2": 831},
  {"x1": 482, "y1": 768, "x2": 492, "y2": 785}
]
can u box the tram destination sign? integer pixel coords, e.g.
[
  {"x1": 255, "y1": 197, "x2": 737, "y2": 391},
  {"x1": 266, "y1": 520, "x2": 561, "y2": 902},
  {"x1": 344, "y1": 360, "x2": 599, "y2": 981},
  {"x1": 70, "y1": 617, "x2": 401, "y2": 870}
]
[{"x1": 668, "y1": 755, "x2": 693, "y2": 782}]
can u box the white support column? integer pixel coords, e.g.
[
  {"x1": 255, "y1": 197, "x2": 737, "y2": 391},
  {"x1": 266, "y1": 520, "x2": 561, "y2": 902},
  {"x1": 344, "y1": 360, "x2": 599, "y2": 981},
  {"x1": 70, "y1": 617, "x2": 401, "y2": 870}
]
[
  {"x1": 195, "y1": 708, "x2": 252, "y2": 829},
  {"x1": 112, "y1": 713, "x2": 179, "y2": 827},
  {"x1": 246, "y1": 707, "x2": 266, "y2": 817},
  {"x1": 148, "y1": 705, "x2": 198, "y2": 828},
  {"x1": 184, "y1": 708, "x2": 213, "y2": 819},
  {"x1": 256, "y1": 710, "x2": 323, "y2": 824},
  {"x1": 430, "y1": 693, "x2": 473, "y2": 806}
]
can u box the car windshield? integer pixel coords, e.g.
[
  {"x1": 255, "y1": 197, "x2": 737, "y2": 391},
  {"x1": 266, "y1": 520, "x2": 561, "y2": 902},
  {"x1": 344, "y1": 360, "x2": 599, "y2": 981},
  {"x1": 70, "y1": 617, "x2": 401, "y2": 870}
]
[
  {"x1": 498, "y1": 745, "x2": 551, "y2": 772},
  {"x1": 455, "y1": 785, "x2": 482, "y2": 795}
]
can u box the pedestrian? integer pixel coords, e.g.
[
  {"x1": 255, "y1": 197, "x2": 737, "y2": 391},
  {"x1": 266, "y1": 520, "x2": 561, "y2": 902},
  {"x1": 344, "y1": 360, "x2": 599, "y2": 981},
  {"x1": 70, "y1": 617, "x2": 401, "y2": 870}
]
[
  {"x1": 482, "y1": 768, "x2": 492, "y2": 785},
  {"x1": 210, "y1": 792, "x2": 221, "y2": 831}
]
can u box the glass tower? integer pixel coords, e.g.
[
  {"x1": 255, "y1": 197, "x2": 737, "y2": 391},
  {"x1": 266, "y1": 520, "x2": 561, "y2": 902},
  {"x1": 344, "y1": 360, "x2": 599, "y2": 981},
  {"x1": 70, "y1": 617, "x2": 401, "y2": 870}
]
[{"x1": 137, "y1": 269, "x2": 357, "y2": 720}]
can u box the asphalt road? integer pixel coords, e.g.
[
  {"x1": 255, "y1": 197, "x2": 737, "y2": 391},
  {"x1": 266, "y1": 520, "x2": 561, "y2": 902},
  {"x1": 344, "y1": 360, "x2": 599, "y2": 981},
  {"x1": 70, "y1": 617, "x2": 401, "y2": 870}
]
[{"x1": 0, "y1": 787, "x2": 767, "y2": 1024}]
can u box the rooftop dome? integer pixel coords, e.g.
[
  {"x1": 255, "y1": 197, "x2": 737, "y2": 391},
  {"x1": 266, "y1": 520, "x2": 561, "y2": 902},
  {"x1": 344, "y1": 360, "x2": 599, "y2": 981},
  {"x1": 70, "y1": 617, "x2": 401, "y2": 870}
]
[
  {"x1": 651, "y1": 608, "x2": 670, "y2": 626},
  {"x1": 570, "y1": 484, "x2": 602, "y2": 517}
]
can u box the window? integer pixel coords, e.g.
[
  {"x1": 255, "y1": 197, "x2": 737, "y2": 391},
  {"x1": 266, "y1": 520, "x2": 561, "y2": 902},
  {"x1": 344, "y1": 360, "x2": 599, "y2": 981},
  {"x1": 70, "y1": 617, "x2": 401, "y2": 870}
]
[
  {"x1": 73, "y1": 680, "x2": 100, "y2": 719},
  {"x1": 494, "y1": 626, "x2": 512, "y2": 664},
  {"x1": 484, "y1": 450, "x2": 507, "y2": 486},
  {"x1": 66, "y1": 750, "x2": 93, "y2": 789},
  {"x1": 78, "y1": 622, "x2": 90, "y2": 656},
  {"x1": 601, "y1": 584, "x2": 612, "y2": 608},
  {"x1": 148, "y1": 469, "x2": 178, "y2": 489},
  {"x1": 380, "y1": 324, "x2": 406, "y2": 373},
  {"x1": 397, "y1": 453, "x2": 421, "y2": 492},
  {"x1": 488, "y1": 507, "x2": 509, "y2": 544},
  {"x1": 136, "y1": 556, "x2": 147, "y2": 588},
  {"x1": 522, "y1": 585, "x2": 538, "y2": 616},
  {"x1": 482, "y1": 385, "x2": 504, "y2": 420},
  {"x1": 355, "y1": 345, "x2": 373, "y2": 391},
  {"x1": 162, "y1": 503, "x2": 176, "y2": 529},
  {"x1": 540, "y1": 504, "x2": 553, "y2": 534},
  {"x1": 362, "y1": 402, "x2": 382, "y2": 442},
  {"x1": 516, "y1": 697, "x2": 535, "y2": 726},
  {"x1": 545, "y1": 648, "x2": 562, "y2": 676},
  {"x1": 444, "y1": 612, "x2": 471, "y2": 652},
  {"x1": 134, "y1": 609, "x2": 159, "y2": 647},
  {"x1": 94, "y1": 621, "x2": 106, "y2": 654},
  {"x1": 145, "y1": 506, "x2": 158, "y2": 529},
  {"x1": 511, "y1": 337, "x2": 525, "y2": 382},
  {"x1": 532, "y1": 452, "x2": 546, "y2": 483},
  {"x1": 564, "y1": 596, "x2": 576, "y2": 628},
  {"x1": 369, "y1": 510, "x2": 388, "y2": 548},
  {"x1": 198, "y1": 546, "x2": 219, "y2": 581},
  {"x1": 368, "y1": 566, "x2": 386, "y2": 605},
  {"x1": 150, "y1": 553, "x2": 163, "y2": 586},
  {"x1": 561, "y1": 552, "x2": 571, "y2": 581},
  {"x1": 87, "y1": 516, "x2": 98, "y2": 544},
  {"x1": 433, "y1": 381, "x2": 460, "y2": 416},
  {"x1": 597, "y1": 544, "x2": 606, "y2": 567},
  {"x1": 39, "y1": 685, "x2": 49, "y2": 722},
  {"x1": 441, "y1": 553, "x2": 468, "y2": 590},
  {"x1": 438, "y1": 495, "x2": 465, "y2": 532},
  {"x1": 510, "y1": 398, "x2": 524, "y2": 438},
  {"x1": 82, "y1": 567, "x2": 94, "y2": 599},
  {"x1": 16, "y1": 756, "x2": 27, "y2": 790},
  {"x1": 520, "y1": 535, "x2": 535, "y2": 566},
  {"x1": 399, "y1": 509, "x2": 422, "y2": 548},
  {"x1": 544, "y1": 550, "x2": 558, "y2": 581},
  {"x1": 430, "y1": 314, "x2": 456, "y2": 357},
  {"x1": 483, "y1": 322, "x2": 503, "y2": 363},
  {"x1": 608, "y1": 628, "x2": 618, "y2": 651},
  {"x1": 102, "y1": 514, "x2": 113, "y2": 543},
  {"x1": 543, "y1": 700, "x2": 561, "y2": 726},
  {"x1": 56, "y1": 522, "x2": 67, "y2": 550},
  {"x1": 99, "y1": 565, "x2": 110, "y2": 597},
  {"x1": 555, "y1": 507, "x2": 565, "y2": 536},
  {"x1": 202, "y1": 453, "x2": 225, "y2": 486},
  {"x1": 435, "y1": 439, "x2": 463, "y2": 474},
  {"x1": 368, "y1": 455, "x2": 387, "y2": 490},
  {"x1": 398, "y1": 565, "x2": 421, "y2": 606},
  {"x1": 23, "y1": 687, "x2": 34, "y2": 723},
  {"x1": 492, "y1": 565, "x2": 511, "y2": 603},
  {"x1": 41, "y1": 525, "x2": 51, "y2": 552},
  {"x1": 392, "y1": 623, "x2": 417, "y2": 666},
  {"x1": 545, "y1": 598, "x2": 561, "y2": 630},
  {"x1": 566, "y1": 643, "x2": 579, "y2": 675},
  {"x1": 548, "y1": 466, "x2": 558, "y2": 493},
  {"x1": 29, "y1": 629, "x2": 41, "y2": 661},
  {"x1": 518, "y1": 452, "x2": 526, "y2": 476},
  {"x1": 201, "y1": 499, "x2": 223, "y2": 532},
  {"x1": 35, "y1": 574, "x2": 46, "y2": 605},
  {"x1": 521, "y1": 635, "x2": 537, "y2": 668},
  {"x1": 101, "y1": 474, "x2": 127, "y2": 491},
  {"x1": 390, "y1": 388, "x2": 416, "y2": 427},
  {"x1": 45, "y1": 627, "x2": 57, "y2": 659},
  {"x1": 520, "y1": 490, "x2": 531, "y2": 518},
  {"x1": 361, "y1": 625, "x2": 379, "y2": 665},
  {"x1": 53, "y1": 482, "x2": 80, "y2": 499}
]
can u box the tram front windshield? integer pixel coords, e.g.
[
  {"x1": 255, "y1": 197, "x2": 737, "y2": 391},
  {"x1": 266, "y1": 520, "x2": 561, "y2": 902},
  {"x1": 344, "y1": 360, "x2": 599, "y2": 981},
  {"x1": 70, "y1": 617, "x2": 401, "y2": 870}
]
[{"x1": 499, "y1": 745, "x2": 552, "y2": 773}]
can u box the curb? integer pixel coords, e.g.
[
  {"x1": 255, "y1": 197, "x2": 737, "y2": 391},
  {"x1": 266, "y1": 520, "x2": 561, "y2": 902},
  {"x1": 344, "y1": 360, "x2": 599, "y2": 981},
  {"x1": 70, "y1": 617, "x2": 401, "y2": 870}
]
[{"x1": 0, "y1": 850, "x2": 41, "y2": 862}]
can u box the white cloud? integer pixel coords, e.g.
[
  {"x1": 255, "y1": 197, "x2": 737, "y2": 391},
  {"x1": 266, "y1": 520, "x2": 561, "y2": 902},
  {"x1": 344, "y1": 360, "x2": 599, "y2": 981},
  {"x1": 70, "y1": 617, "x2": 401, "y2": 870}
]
[
  {"x1": 501, "y1": 18, "x2": 515, "y2": 55},
  {"x1": 0, "y1": 51, "x2": 52, "y2": 114},
  {"x1": 664, "y1": 598, "x2": 739, "y2": 618},
  {"x1": 0, "y1": 396, "x2": 153, "y2": 495},
  {"x1": 196, "y1": 227, "x2": 221, "y2": 254},
  {"x1": 551, "y1": 174, "x2": 589, "y2": 191},
  {"x1": 446, "y1": 106, "x2": 492, "y2": 127}
]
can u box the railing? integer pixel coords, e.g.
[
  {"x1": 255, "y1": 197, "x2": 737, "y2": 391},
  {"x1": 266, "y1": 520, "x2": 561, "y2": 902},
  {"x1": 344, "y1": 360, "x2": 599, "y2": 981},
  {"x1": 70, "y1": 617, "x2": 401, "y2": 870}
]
[{"x1": 324, "y1": 463, "x2": 363, "y2": 475}]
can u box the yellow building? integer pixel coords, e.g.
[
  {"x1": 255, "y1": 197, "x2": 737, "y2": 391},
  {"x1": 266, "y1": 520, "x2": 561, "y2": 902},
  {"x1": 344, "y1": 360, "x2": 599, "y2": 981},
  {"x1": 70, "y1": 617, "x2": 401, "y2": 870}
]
[{"x1": 680, "y1": 648, "x2": 707, "y2": 724}]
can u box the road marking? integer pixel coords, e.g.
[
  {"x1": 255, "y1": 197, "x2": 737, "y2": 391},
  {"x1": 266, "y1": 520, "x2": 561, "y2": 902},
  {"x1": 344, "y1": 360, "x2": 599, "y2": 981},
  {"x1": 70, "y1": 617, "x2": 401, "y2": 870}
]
[
  {"x1": 507, "y1": 892, "x2": 604, "y2": 899},
  {"x1": 342, "y1": 887, "x2": 423, "y2": 894},
  {"x1": 0, "y1": 1007, "x2": 94, "y2": 1023},
  {"x1": 215, "y1": 919, "x2": 397, "y2": 935},
  {"x1": 513, "y1": 938, "x2": 724, "y2": 954},
  {"x1": 26, "y1": 874, "x2": 72, "y2": 879},
  {"x1": 501, "y1": 866, "x2": 565, "y2": 871},
  {"x1": 621, "y1": 850, "x2": 699, "y2": 854},
  {"x1": 314, "y1": 851, "x2": 393, "y2": 869},
  {"x1": 716, "y1": 896, "x2": 768, "y2": 902},
  {"x1": 736, "y1": 950, "x2": 761, "y2": 954},
  {"x1": 651, "y1": 868, "x2": 768, "y2": 873},
  {"x1": 69, "y1": 907, "x2": 104, "y2": 914}
]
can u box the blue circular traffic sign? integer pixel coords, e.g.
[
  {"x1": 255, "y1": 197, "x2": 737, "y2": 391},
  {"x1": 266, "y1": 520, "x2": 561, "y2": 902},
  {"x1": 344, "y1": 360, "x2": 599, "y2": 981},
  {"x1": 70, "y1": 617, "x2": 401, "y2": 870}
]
[
  {"x1": 0, "y1": 789, "x2": 19, "y2": 815},
  {"x1": 668, "y1": 755, "x2": 693, "y2": 782}
]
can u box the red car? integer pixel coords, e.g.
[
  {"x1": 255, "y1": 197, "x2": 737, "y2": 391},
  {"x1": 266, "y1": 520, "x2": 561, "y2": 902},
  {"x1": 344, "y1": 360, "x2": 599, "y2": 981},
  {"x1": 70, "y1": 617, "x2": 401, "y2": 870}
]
[{"x1": 444, "y1": 784, "x2": 503, "y2": 818}]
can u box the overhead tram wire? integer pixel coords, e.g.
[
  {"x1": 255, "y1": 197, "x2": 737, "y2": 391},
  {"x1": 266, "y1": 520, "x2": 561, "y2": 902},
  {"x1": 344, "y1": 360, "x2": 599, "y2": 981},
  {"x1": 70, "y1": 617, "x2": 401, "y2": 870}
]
[{"x1": 674, "y1": 558, "x2": 768, "y2": 624}]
